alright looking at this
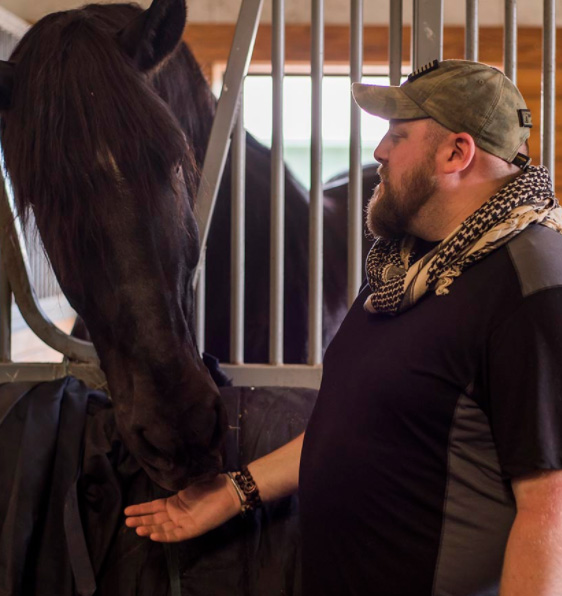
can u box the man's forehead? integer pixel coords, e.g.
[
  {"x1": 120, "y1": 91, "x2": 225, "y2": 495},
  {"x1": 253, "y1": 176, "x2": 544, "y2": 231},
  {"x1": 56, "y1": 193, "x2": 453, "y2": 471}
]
[{"x1": 389, "y1": 118, "x2": 430, "y2": 131}]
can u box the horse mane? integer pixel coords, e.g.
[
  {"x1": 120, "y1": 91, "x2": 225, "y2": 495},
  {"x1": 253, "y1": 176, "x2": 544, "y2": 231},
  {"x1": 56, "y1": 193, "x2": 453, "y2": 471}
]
[
  {"x1": 0, "y1": 4, "x2": 198, "y2": 284},
  {"x1": 151, "y1": 41, "x2": 216, "y2": 170}
]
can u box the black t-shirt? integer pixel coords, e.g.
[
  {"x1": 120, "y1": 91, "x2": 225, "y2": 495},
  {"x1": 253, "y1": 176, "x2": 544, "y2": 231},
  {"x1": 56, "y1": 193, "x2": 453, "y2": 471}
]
[{"x1": 299, "y1": 224, "x2": 562, "y2": 596}]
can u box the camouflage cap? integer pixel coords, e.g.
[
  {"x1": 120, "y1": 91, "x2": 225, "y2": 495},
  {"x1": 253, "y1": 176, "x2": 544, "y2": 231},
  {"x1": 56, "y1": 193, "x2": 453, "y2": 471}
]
[{"x1": 352, "y1": 59, "x2": 532, "y2": 169}]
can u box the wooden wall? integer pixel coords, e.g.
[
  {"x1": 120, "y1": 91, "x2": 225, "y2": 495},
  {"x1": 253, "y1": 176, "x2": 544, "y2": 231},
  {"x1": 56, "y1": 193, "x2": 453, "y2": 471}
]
[{"x1": 184, "y1": 24, "x2": 562, "y2": 193}]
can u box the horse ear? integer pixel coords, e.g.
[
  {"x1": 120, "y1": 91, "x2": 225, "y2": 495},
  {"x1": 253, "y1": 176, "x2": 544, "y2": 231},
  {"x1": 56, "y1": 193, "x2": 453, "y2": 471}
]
[
  {"x1": 118, "y1": 0, "x2": 187, "y2": 72},
  {"x1": 0, "y1": 61, "x2": 14, "y2": 109}
]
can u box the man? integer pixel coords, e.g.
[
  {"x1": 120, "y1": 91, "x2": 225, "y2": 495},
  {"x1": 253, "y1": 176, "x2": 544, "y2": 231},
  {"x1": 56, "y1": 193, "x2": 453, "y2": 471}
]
[{"x1": 125, "y1": 60, "x2": 562, "y2": 595}]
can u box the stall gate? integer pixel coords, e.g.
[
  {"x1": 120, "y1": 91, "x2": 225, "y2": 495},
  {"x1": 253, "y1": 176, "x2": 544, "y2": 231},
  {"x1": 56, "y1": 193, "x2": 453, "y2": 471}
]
[{"x1": 0, "y1": 0, "x2": 557, "y2": 390}]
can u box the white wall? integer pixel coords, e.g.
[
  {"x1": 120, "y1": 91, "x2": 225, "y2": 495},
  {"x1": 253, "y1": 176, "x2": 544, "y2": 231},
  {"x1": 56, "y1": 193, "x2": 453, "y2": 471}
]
[{"x1": 1, "y1": 0, "x2": 562, "y2": 27}]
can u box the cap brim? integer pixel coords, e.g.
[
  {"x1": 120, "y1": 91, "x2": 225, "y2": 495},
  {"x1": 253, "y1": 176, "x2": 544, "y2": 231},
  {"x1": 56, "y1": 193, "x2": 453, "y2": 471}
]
[{"x1": 352, "y1": 83, "x2": 428, "y2": 120}]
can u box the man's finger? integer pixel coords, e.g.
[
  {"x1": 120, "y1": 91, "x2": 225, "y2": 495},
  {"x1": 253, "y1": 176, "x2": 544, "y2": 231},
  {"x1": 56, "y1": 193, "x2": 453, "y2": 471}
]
[
  {"x1": 124, "y1": 499, "x2": 167, "y2": 517},
  {"x1": 135, "y1": 520, "x2": 182, "y2": 539},
  {"x1": 125, "y1": 510, "x2": 172, "y2": 528},
  {"x1": 149, "y1": 527, "x2": 193, "y2": 543}
]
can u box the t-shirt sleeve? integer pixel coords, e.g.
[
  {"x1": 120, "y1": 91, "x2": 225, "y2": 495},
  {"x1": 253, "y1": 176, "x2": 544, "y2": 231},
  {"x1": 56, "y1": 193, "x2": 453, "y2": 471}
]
[{"x1": 488, "y1": 287, "x2": 562, "y2": 479}]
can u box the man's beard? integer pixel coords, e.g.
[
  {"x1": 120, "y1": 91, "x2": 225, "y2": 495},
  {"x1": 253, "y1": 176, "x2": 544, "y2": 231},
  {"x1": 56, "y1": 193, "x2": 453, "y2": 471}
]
[{"x1": 366, "y1": 158, "x2": 438, "y2": 240}]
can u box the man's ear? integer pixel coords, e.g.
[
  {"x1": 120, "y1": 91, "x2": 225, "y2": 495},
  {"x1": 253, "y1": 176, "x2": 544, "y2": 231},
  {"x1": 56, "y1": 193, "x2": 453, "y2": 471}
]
[
  {"x1": 0, "y1": 61, "x2": 14, "y2": 109},
  {"x1": 441, "y1": 132, "x2": 476, "y2": 174},
  {"x1": 117, "y1": 0, "x2": 187, "y2": 72}
]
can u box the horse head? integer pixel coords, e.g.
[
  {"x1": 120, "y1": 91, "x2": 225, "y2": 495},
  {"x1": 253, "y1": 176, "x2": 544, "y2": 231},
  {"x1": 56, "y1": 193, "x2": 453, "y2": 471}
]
[{"x1": 0, "y1": 0, "x2": 228, "y2": 491}]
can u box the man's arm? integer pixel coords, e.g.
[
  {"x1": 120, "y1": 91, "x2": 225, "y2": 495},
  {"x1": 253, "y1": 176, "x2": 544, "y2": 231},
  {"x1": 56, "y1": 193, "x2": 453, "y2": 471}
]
[
  {"x1": 500, "y1": 469, "x2": 562, "y2": 595},
  {"x1": 124, "y1": 432, "x2": 304, "y2": 542}
]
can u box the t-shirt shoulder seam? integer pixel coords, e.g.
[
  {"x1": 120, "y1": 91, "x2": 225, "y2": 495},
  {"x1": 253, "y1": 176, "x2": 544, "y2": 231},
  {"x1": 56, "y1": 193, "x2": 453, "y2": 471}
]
[{"x1": 506, "y1": 226, "x2": 562, "y2": 297}]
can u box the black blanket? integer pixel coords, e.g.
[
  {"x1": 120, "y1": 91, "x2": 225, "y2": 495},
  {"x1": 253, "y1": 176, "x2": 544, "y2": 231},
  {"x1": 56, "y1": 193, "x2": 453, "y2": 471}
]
[{"x1": 0, "y1": 378, "x2": 316, "y2": 596}]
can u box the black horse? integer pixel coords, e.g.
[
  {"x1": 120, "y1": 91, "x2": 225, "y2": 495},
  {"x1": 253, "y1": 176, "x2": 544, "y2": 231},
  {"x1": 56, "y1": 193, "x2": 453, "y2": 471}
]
[
  {"x1": 0, "y1": 0, "x2": 228, "y2": 491},
  {"x1": 0, "y1": 0, "x2": 379, "y2": 488},
  {"x1": 60, "y1": 0, "x2": 364, "y2": 366}
]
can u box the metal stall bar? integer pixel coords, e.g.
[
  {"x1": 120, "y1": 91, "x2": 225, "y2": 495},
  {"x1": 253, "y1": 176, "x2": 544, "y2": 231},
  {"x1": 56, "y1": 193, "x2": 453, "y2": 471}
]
[
  {"x1": 0, "y1": 174, "x2": 98, "y2": 363},
  {"x1": 0, "y1": 361, "x2": 106, "y2": 387},
  {"x1": 504, "y1": 0, "x2": 517, "y2": 82},
  {"x1": 465, "y1": 0, "x2": 479, "y2": 61},
  {"x1": 192, "y1": 0, "x2": 264, "y2": 354},
  {"x1": 541, "y1": 0, "x2": 556, "y2": 183},
  {"x1": 309, "y1": 0, "x2": 324, "y2": 365},
  {"x1": 348, "y1": 0, "x2": 364, "y2": 307},
  {"x1": 230, "y1": 104, "x2": 246, "y2": 364},
  {"x1": 0, "y1": 254, "x2": 11, "y2": 362},
  {"x1": 196, "y1": 258, "x2": 205, "y2": 353},
  {"x1": 389, "y1": 0, "x2": 403, "y2": 87},
  {"x1": 412, "y1": 0, "x2": 443, "y2": 70},
  {"x1": 193, "y1": 0, "x2": 264, "y2": 285},
  {"x1": 270, "y1": 0, "x2": 285, "y2": 365}
]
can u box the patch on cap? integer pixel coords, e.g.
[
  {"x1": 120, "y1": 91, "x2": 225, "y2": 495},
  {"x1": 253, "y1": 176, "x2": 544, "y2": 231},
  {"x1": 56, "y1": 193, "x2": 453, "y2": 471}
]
[
  {"x1": 512, "y1": 153, "x2": 532, "y2": 170},
  {"x1": 407, "y1": 59, "x2": 440, "y2": 83},
  {"x1": 518, "y1": 109, "x2": 533, "y2": 128}
]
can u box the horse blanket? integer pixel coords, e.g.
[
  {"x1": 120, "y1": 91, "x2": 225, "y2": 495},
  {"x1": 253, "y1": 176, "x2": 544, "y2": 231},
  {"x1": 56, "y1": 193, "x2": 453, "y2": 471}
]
[{"x1": 0, "y1": 378, "x2": 316, "y2": 596}]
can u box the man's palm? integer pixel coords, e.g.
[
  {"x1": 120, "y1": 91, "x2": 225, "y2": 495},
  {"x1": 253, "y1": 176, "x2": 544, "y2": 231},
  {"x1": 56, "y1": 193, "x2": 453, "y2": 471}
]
[{"x1": 124, "y1": 474, "x2": 240, "y2": 542}]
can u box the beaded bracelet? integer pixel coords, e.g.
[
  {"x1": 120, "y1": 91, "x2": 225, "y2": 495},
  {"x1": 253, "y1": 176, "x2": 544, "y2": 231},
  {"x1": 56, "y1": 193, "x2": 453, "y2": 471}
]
[{"x1": 226, "y1": 466, "x2": 263, "y2": 514}]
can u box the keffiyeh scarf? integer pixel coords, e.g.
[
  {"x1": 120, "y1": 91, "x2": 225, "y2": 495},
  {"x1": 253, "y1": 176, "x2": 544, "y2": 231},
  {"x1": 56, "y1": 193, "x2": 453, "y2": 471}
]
[{"x1": 364, "y1": 165, "x2": 562, "y2": 315}]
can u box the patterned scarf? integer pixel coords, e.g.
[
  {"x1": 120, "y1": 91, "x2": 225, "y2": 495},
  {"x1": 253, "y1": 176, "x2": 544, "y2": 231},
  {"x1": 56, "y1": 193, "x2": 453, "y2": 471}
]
[{"x1": 364, "y1": 165, "x2": 562, "y2": 315}]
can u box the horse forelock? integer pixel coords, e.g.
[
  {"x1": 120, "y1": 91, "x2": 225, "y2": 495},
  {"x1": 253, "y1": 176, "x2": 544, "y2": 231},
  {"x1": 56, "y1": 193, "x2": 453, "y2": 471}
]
[{"x1": 0, "y1": 5, "x2": 199, "y2": 286}]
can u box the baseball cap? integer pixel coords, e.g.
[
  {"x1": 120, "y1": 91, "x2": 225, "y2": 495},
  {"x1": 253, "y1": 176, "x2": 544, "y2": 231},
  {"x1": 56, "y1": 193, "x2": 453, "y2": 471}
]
[{"x1": 352, "y1": 59, "x2": 532, "y2": 169}]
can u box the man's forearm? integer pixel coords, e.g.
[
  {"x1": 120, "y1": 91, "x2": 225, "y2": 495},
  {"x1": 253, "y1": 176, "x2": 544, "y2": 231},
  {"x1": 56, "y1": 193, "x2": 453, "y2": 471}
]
[
  {"x1": 245, "y1": 432, "x2": 304, "y2": 502},
  {"x1": 500, "y1": 510, "x2": 562, "y2": 595}
]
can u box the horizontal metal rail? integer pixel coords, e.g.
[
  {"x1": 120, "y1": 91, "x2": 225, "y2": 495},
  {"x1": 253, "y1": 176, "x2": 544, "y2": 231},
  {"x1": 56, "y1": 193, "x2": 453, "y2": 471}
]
[
  {"x1": 0, "y1": 361, "x2": 106, "y2": 389},
  {"x1": 221, "y1": 363, "x2": 322, "y2": 389}
]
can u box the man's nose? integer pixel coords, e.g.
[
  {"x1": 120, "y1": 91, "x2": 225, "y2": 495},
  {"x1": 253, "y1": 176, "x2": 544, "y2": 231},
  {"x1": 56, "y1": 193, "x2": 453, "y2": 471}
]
[
  {"x1": 373, "y1": 134, "x2": 389, "y2": 164},
  {"x1": 374, "y1": 144, "x2": 387, "y2": 165}
]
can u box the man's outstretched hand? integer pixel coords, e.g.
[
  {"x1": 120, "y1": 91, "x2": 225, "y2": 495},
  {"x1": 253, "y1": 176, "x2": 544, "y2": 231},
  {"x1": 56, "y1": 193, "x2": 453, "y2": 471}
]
[
  {"x1": 124, "y1": 473, "x2": 241, "y2": 542},
  {"x1": 125, "y1": 433, "x2": 304, "y2": 542}
]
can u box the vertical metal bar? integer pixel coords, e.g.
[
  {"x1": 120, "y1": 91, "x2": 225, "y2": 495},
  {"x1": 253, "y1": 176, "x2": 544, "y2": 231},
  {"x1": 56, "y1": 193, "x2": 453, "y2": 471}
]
[
  {"x1": 389, "y1": 0, "x2": 403, "y2": 86},
  {"x1": 270, "y1": 0, "x2": 285, "y2": 364},
  {"x1": 230, "y1": 99, "x2": 246, "y2": 364},
  {"x1": 412, "y1": 0, "x2": 443, "y2": 70},
  {"x1": 193, "y1": 0, "x2": 265, "y2": 289},
  {"x1": 504, "y1": 0, "x2": 517, "y2": 83},
  {"x1": 0, "y1": 257, "x2": 11, "y2": 362},
  {"x1": 541, "y1": 0, "x2": 555, "y2": 183},
  {"x1": 348, "y1": 0, "x2": 363, "y2": 305},
  {"x1": 465, "y1": 0, "x2": 479, "y2": 61},
  {"x1": 196, "y1": 257, "x2": 206, "y2": 355},
  {"x1": 309, "y1": 0, "x2": 324, "y2": 365}
]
